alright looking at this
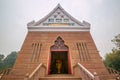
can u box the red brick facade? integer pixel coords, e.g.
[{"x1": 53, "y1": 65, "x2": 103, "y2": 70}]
[{"x1": 3, "y1": 32, "x2": 110, "y2": 80}]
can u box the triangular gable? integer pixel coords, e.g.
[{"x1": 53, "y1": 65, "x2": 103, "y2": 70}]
[
  {"x1": 27, "y1": 4, "x2": 90, "y2": 32},
  {"x1": 27, "y1": 4, "x2": 90, "y2": 27}
]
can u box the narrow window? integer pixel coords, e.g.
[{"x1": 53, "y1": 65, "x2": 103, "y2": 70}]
[
  {"x1": 56, "y1": 19, "x2": 62, "y2": 22},
  {"x1": 48, "y1": 19, "x2": 54, "y2": 22},
  {"x1": 64, "y1": 19, "x2": 69, "y2": 22}
]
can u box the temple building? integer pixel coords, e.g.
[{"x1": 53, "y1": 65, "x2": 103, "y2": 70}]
[{"x1": 2, "y1": 4, "x2": 118, "y2": 80}]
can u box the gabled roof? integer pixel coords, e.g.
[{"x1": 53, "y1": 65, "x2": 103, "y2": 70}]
[
  {"x1": 27, "y1": 4, "x2": 90, "y2": 32},
  {"x1": 27, "y1": 4, "x2": 90, "y2": 26},
  {"x1": 35, "y1": 4, "x2": 82, "y2": 26}
]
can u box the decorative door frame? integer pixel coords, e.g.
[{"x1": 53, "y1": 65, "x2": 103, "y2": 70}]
[{"x1": 48, "y1": 36, "x2": 71, "y2": 74}]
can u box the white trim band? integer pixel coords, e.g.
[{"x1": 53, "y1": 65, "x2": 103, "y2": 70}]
[{"x1": 27, "y1": 26, "x2": 90, "y2": 32}]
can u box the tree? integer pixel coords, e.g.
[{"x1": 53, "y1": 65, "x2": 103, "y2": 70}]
[
  {"x1": 104, "y1": 50, "x2": 120, "y2": 71},
  {"x1": 3, "y1": 51, "x2": 18, "y2": 69},
  {"x1": 111, "y1": 34, "x2": 120, "y2": 50},
  {"x1": 0, "y1": 54, "x2": 4, "y2": 62},
  {"x1": 0, "y1": 51, "x2": 18, "y2": 70},
  {"x1": 104, "y1": 34, "x2": 120, "y2": 71}
]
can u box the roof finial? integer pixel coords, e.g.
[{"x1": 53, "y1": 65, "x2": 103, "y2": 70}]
[{"x1": 57, "y1": 3, "x2": 61, "y2": 7}]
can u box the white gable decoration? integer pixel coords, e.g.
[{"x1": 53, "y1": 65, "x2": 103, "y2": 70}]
[{"x1": 27, "y1": 4, "x2": 90, "y2": 32}]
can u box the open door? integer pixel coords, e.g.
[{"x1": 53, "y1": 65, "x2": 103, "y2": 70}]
[{"x1": 48, "y1": 36, "x2": 71, "y2": 74}]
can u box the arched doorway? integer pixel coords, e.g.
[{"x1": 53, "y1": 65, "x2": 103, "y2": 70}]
[{"x1": 48, "y1": 36, "x2": 71, "y2": 74}]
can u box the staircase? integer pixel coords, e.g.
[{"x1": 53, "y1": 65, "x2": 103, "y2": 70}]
[
  {"x1": 24, "y1": 63, "x2": 97, "y2": 80},
  {"x1": 2, "y1": 63, "x2": 120, "y2": 80},
  {"x1": 38, "y1": 63, "x2": 120, "y2": 80},
  {"x1": 24, "y1": 63, "x2": 82, "y2": 80}
]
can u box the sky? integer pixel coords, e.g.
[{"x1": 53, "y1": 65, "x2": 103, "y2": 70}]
[{"x1": 0, "y1": 0, "x2": 120, "y2": 58}]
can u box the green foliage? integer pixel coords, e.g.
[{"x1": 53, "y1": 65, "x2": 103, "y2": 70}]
[
  {"x1": 104, "y1": 50, "x2": 120, "y2": 71},
  {"x1": 104, "y1": 34, "x2": 120, "y2": 72},
  {"x1": 0, "y1": 51, "x2": 18, "y2": 70},
  {"x1": 111, "y1": 34, "x2": 120, "y2": 50},
  {"x1": 0, "y1": 54, "x2": 4, "y2": 62}
]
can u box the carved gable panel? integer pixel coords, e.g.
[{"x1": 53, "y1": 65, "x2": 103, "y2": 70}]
[{"x1": 50, "y1": 36, "x2": 68, "y2": 51}]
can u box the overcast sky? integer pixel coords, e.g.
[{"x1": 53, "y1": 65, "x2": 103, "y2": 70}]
[{"x1": 0, "y1": 0, "x2": 120, "y2": 58}]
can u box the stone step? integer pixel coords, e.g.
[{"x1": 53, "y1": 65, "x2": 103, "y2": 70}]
[
  {"x1": 39, "y1": 74, "x2": 82, "y2": 80},
  {"x1": 39, "y1": 77, "x2": 82, "y2": 80}
]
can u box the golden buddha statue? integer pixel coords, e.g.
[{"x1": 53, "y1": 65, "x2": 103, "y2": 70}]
[{"x1": 56, "y1": 59, "x2": 62, "y2": 73}]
